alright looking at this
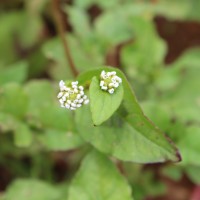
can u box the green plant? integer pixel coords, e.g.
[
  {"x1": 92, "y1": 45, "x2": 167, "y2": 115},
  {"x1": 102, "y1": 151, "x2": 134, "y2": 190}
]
[{"x1": 1, "y1": 0, "x2": 200, "y2": 199}]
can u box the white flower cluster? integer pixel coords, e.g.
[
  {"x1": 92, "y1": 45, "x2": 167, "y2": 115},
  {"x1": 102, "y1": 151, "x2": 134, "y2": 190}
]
[
  {"x1": 57, "y1": 80, "x2": 89, "y2": 110},
  {"x1": 100, "y1": 70, "x2": 122, "y2": 94}
]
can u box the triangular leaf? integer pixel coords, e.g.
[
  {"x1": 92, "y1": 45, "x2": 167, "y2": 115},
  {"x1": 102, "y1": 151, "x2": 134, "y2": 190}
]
[
  {"x1": 68, "y1": 151, "x2": 133, "y2": 200},
  {"x1": 76, "y1": 106, "x2": 180, "y2": 163},
  {"x1": 77, "y1": 67, "x2": 180, "y2": 163}
]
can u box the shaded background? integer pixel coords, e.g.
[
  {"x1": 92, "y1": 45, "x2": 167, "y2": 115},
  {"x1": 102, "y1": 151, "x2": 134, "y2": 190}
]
[{"x1": 0, "y1": 0, "x2": 200, "y2": 200}]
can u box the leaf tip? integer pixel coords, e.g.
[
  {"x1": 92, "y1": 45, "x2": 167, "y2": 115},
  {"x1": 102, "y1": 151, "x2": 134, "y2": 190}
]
[{"x1": 175, "y1": 149, "x2": 182, "y2": 162}]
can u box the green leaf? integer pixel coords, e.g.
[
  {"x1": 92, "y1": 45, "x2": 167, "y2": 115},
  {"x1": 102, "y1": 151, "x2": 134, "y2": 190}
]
[
  {"x1": 24, "y1": 80, "x2": 54, "y2": 109},
  {"x1": 5, "y1": 179, "x2": 61, "y2": 200},
  {"x1": 14, "y1": 122, "x2": 33, "y2": 147},
  {"x1": 77, "y1": 67, "x2": 180, "y2": 163},
  {"x1": 66, "y1": 7, "x2": 91, "y2": 40},
  {"x1": 95, "y1": 9, "x2": 133, "y2": 46},
  {"x1": 38, "y1": 105, "x2": 74, "y2": 131},
  {"x1": 121, "y1": 17, "x2": 166, "y2": 83},
  {"x1": 141, "y1": 101, "x2": 171, "y2": 132},
  {"x1": 24, "y1": 80, "x2": 55, "y2": 127},
  {"x1": 39, "y1": 129, "x2": 84, "y2": 151},
  {"x1": 68, "y1": 151, "x2": 133, "y2": 200},
  {"x1": 89, "y1": 76, "x2": 123, "y2": 125},
  {"x1": 0, "y1": 61, "x2": 28, "y2": 85},
  {"x1": 76, "y1": 106, "x2": 180, "y2": 163},
  {"x1": 154, "y1": 49, "x2": 200, "y2": 124},
  {"x1": 0, "y1": 83, "x2": 28, "y2": 119},
  {"x1": 16, "y1": 12, "x2": 43, "y2": 48}
]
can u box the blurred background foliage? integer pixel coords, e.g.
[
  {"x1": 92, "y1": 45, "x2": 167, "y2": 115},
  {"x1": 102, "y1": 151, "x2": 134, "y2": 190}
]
[{"x1": 0, "y1": 0, "x2": 200, "y2": 199}]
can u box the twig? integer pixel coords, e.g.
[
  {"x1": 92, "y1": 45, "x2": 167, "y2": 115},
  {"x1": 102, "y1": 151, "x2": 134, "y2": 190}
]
[{"x1": 52, "y1": 0, "x2": 79, "y2": 77}]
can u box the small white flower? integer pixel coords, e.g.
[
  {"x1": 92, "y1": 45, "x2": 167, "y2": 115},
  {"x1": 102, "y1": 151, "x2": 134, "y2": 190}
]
[
  {"x1": 57, "y1": 80, "x2": 89, "y2": 110},
  {"x1": 80, "y1": 91, "x2": 84, "y2": 96},
  {"x1": 110, "y1": 71, "x2": 116, "y2": 75},
  {"x1": 108, "y1": 88, "x2": 114, "y2": 94},
  {"x1": 115, "y1": 77, "x2": 122, "y2": 83},
  {"x1": 67, "y1": 100, "x2": 71, "y2": 104},
  {"x1": 60, "y1": 86, "x2": 65, "y2": 91},
  {"x1": 76, "y1": 94, "x2": 81, "y2": 99},
  {"x1": 62, "y1": 96, "x2": 66, "y2": 101},
  {"x1": 111, "y1": 77, "x2": 116, "y2": 83},
  {"x1": 99, "y1": 70, "x2": 122, "y2": 94},
  {"x1": 59, "y1": 80, "x2": 65, "y2": 87},
  {"x1": 101, "y1": 86, "x2": 107, "y2": 90},
  {"x1": 114, "y1": 82, "x2": 119, "y2": 88},
  {"x1": 71, "y1": 103, "x2": 77, "y2": 107},
  {"x1": 57, "y1": 92, "x2": 63, "y2": 98},
  {"x1": 72, "y1": 81, "x2": 78, "y2": 85},
  {"x1": 65, "y1": 104, "x2": 70, "y2": 109},
  {"x1": 107, "y1": 72, "x2": 112, "y2": 76},
  {"x1": 101, "y1": 70, "x2": 106, "y2": 77},
  {"x1": 78, "y1": 99, "x2": 84, "y2": 104},
  {"x1": 65, "y1": 87, "x2": 70, "y2": 92},
  {"x1": 79, "y1": 86, "x2": 84, "y2": 90},
  {"x1": 59, "y1": 99, "x2": 64, "y2": 104},
  {"x1": 64, "y1": 93, "x2": 69, "y2": 98},
  {"x1": 74, "y1": 88, "x2": 78, "y2": 93},
  {"x1": 83, "y1": 95, "x2": 87, "y2": 100},
  {"x1": 100, "y1": 81, "x2": 104, "y2": 87},
  {"x1": 84, "y1": 99, "x2": 89, "y2": 104},
  {"x1": 109, "y1": 83, "x2": 114, "y2": 87}
]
